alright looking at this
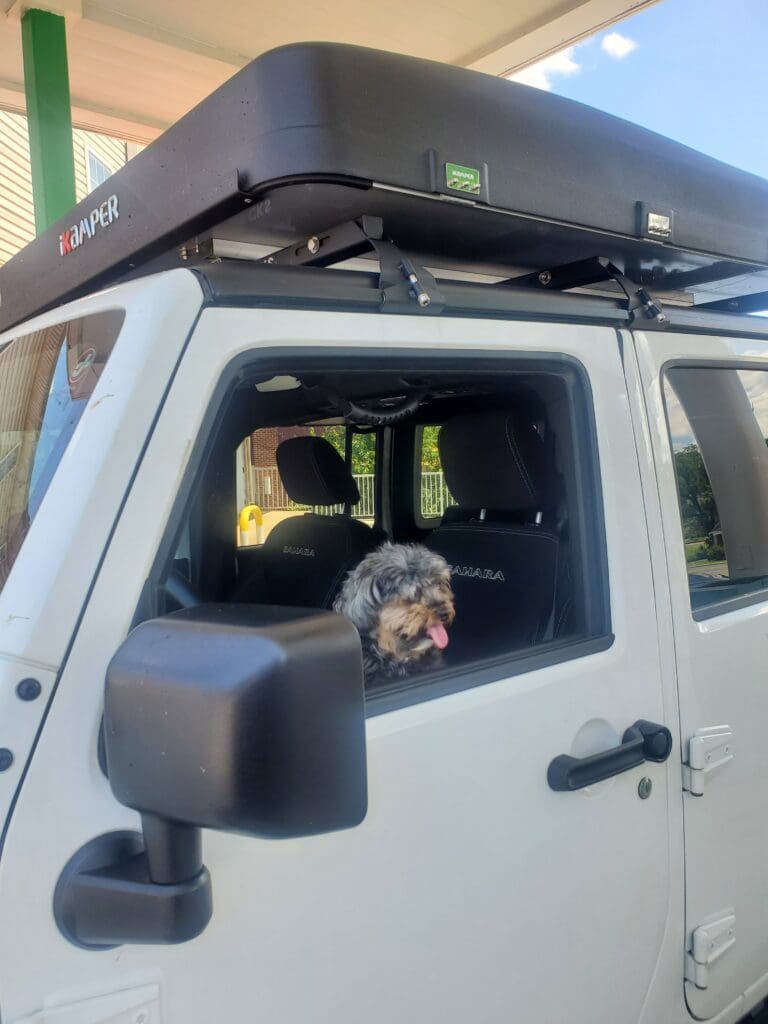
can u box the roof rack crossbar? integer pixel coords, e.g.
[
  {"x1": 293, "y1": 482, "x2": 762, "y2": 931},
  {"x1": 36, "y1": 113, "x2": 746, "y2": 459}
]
[
  {"x1": 261, "y1": 216, "x2": 446, "y2": 314},
  {"x1": 499, "y1": 255, "x2": 667, "y2": 325}
]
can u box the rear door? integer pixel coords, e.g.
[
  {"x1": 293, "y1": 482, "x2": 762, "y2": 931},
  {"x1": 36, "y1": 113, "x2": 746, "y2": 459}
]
[
  {"x1": 634, "y1": 327, "x2": 768, "y2": 1019},
  {"x1": 1, "y1": 310, "x2": 674, "y2": 1024}
]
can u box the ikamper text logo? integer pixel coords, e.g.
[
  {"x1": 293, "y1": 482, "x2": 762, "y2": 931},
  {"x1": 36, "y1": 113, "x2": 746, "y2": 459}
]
[{"x1": 59, "y1": 195, "x2": 119, "y2": 256}]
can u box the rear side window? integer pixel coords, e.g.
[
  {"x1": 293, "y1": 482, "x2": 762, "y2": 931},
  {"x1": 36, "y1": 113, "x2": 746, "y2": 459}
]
[
  {"x1": 664, "y1": 366, "x2": 768, "y2": 614},
  {"x1": 416, "y1": 425, "x2": 454, "y2": 522},
  {"x1": 0, "y1": 310, "x2": 123, "y2": 591},
  {"x1": 236, "y1": 425, "x2": 377, "y2": 546}
]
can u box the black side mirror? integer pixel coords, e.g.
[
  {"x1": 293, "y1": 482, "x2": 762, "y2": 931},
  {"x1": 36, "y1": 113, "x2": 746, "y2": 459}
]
[{"x1": 55, "y1": 606, "x2": 367, "y2": 949}]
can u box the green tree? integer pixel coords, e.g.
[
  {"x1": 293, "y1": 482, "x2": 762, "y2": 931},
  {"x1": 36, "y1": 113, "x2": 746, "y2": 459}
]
[
  {"x1": 311, "y1": 426, "x2": 376, "y2": 474},
  {"x1": 674, "y1": 444, "x2": 718, "y2": 540},
  {"x1": 420, "y1": 425, "x2": 442, "y2": 471},
  {"x1": 351, "y1": 431, "x2": 376, "y2": 474}
]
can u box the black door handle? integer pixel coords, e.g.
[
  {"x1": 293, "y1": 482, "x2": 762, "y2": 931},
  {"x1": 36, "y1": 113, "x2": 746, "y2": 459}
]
[{"x1": 547, "y1": 719, "x2": 673, "y2": 792}]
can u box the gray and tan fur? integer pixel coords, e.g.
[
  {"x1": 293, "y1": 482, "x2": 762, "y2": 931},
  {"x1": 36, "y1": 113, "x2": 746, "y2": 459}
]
[{"x1": 334, "y1": 542, "x2": 455, "y2": 682}]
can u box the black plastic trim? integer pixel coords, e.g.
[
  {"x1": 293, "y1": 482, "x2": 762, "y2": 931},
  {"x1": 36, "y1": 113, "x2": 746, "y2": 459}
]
[
  {"x1": 190, "y1": 261, "x2": 768, "y2": 342},
  {"x1": 195, "y1": 262, "x2": 630, "y2": 325},
  {"x1": 54, "y1": 830, "x2": 212, "y2": 950}
]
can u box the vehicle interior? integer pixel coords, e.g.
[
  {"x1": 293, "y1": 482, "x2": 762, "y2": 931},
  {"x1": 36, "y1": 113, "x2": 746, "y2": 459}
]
[{"x1": 158, "y1": 357, "x2": 608, "y2": 692}]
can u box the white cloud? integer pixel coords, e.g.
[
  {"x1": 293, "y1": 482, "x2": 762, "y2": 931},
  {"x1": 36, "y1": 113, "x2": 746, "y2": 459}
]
[
  {"x1": 509, "y1": 46, "x2": 580, "y2": 91},
  {"x1": 601, "y1": 31, "x2": 638, "y2": 60}
]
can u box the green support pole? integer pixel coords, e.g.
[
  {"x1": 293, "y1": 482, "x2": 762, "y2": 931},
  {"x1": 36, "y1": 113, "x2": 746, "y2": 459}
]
[{"x1": 21, "y1": 8, "x2": 76, "y2": 233}]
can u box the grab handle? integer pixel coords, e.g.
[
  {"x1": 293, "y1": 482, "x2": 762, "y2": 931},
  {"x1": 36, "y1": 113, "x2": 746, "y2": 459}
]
[{"x1": 547, "y1": 720, "x2": 672, "y2": 792}]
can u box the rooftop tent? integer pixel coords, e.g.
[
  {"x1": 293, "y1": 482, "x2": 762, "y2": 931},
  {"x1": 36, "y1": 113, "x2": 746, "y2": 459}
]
[{"x1": 2, "y1": 41, "x2": 768, "y2": 333}]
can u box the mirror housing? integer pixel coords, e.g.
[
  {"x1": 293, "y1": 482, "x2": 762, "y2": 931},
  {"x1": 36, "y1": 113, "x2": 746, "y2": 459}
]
[
  {"x1": 105, "y1": 604, "x2": 368, "y2": 838},
  {"x1": 55, "y1": 605, "x2": 367, "y2": 949}
]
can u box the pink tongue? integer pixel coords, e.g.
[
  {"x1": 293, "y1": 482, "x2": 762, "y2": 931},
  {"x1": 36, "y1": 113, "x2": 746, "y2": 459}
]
[{"x1": 427, "y1": 623, "x2": 449, "y2": 650}]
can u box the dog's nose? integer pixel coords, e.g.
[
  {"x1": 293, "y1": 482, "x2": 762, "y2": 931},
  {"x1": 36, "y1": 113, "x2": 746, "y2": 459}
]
[{"x1": 437, "y1": 608, "x2": 452, "y2": 623}]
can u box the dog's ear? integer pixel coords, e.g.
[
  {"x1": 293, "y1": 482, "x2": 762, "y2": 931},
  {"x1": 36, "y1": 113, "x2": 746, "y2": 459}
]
[{"x1": 333, "y1": 562, "x2": 381, "y2": 632}]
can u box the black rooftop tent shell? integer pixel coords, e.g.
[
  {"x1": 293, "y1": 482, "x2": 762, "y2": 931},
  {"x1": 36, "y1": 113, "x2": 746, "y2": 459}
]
[{"x1": 2, "y1": 41, "x2": 768, "y2": 333}]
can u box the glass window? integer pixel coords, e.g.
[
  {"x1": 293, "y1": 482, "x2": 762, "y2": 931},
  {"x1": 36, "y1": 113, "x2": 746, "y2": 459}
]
[
  {"x1": 236, "y1": 425, "x2": 377, "y2": 546},
  {"x1": 0, "y1": 310, "x2": 124, "y2": 591},
  {"x1": 160, "y1": 361, "x2": 607, "y2": 697},
  {"x1": 86, "y1": 149, "x2": 113, "y2": 192},
  {"x1": 664, "y1": 366, "x2": 768, "y2": 612},
  {"x1": 417, "y1": 425, "x2": 454, "y2": 521}
]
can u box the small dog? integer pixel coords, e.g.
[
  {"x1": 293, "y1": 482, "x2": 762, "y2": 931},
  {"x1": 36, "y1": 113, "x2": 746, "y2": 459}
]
[{"x1": 334, "y1": 543, "x2": 455, "y2": 682}]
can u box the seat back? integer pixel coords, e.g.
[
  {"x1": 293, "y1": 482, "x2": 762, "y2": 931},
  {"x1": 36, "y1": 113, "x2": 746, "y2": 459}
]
[
  {"x1": 424, "y1": 408, "x2": 560, "y2": 660},
  {"x1": 234, "y1": 436, "x2": 384, "y2": 609}
]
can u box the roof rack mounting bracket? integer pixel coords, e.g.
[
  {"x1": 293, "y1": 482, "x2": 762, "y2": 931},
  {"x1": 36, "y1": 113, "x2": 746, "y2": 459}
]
[
  {"x1": 501, "y1": 255, "x2": 668, "y2": 326},
  {"x1": 261, "y1": 216, "x2": 445, "y2": 314}
]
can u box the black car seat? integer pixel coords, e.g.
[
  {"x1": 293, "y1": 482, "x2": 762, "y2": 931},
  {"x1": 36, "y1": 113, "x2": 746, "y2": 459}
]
[
  {"x1": 424, "y1": 408, "x2": 561, "y2": 661},
  {"x1": 233, "y1": 435, "x2": 385, "y2": 609}
]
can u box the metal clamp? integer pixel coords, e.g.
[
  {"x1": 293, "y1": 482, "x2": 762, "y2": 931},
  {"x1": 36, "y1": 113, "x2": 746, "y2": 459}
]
[
  {"x1": 261, "y1": 216, "x2": 445, "y2": 314},
  {"x1": 500, "y1": 255, "x2": 668, "y2": 325}
]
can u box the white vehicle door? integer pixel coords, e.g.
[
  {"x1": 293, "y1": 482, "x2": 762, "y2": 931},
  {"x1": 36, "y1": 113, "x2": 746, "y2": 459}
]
[
  {"x1": 634, "y1": 327, "x2": 768, "y2": 1020},
  {"x1": 1, "y1": 308, "x2": 674, "y2": 1024}
]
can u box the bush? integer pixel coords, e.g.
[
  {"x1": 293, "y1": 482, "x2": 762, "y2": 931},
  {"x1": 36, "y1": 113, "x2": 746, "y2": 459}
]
[{"x1": 706, "y1": 545, "x2": 726, "y2": 562}]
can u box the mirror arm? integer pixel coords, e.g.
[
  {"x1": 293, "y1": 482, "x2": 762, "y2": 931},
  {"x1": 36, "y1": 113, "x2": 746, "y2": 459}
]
[{"x1": 142, "y1": 814, "x2": 203, "y2": 884}]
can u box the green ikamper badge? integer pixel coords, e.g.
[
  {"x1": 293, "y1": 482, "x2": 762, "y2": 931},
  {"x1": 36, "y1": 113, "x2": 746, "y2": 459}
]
[{"x1": 445, "y1": 163, "x2": 481, "y2": 194}]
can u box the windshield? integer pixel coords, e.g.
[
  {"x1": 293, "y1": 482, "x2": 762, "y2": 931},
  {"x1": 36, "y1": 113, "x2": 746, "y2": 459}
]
[{"x1": 0, "y1": 309, "x2": 124, "y2": 592}]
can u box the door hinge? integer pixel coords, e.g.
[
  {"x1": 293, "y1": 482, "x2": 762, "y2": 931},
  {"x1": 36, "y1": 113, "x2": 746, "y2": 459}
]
[
  {"x1": 682, "y1": 726, "x2": 733, "y2": 796},
  {"x1": 13, "y1": 982, "x2": 160, "y2": 1023},
  {"x1": 685, "y1": 912, "x2": 736, "y2": 990}
]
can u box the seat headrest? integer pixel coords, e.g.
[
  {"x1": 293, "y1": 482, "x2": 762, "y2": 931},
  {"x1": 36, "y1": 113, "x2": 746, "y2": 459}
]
[
  {"x1": 439, "y1": 408, "x2": 551, "y2": 512},
  {"x1": 276, "y1": 436, "x2": 360, "y2": 506}
]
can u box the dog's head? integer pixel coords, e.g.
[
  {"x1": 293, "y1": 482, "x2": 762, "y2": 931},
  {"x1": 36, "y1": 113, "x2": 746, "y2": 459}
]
[{"x1": 335, "y1": 543, "x2": 455, "y2": 665}]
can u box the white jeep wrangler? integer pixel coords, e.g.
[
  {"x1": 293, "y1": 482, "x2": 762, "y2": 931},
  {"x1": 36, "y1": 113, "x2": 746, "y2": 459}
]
[{"x1": 0, "y1": 41, "x2": 767, "y2": 1024}]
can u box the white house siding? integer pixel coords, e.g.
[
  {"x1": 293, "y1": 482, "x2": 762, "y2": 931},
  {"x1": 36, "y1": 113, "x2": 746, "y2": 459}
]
[
  {"x1": 72, "y1": 128, "x2": 127, "y2": 203},
  {"x1": 0, "y1": 110, "x2": 35, "y2": 265},
  {"x1": 0, "y1": 110, "x2": 129, "y2": 266}
]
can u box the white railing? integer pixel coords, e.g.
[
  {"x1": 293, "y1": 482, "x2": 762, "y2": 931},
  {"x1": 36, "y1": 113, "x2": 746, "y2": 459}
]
[
  {"x1": 355, "y1": 473, "x2": 375, "y2": 518},
  {"x1": 421, "y1": 470, "x2": 453, "y2": 518},
  {"x1": 250, "y1": 467, "x2": 453, "y2": 519}
]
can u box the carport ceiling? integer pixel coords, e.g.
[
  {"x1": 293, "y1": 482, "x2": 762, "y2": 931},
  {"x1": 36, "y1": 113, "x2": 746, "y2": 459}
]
[{"x1": 0, "y1": 0, "x2": 657, "y2": 141}]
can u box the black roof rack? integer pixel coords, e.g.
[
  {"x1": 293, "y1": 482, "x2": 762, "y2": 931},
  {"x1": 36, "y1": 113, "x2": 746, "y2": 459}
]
[{"x1": 1, "y1": 41, "x2": 768, "y2": 334}]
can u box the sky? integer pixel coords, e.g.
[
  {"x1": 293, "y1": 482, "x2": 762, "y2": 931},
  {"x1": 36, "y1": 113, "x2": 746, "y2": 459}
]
[{"x1": 510, "y1": 0, "x2": 768, "y2": 181}]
